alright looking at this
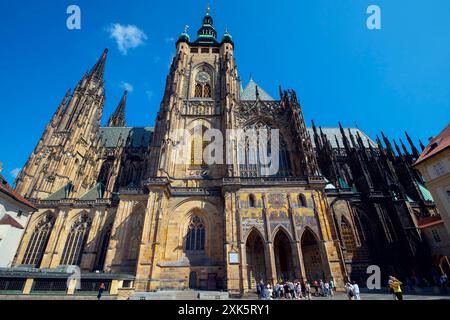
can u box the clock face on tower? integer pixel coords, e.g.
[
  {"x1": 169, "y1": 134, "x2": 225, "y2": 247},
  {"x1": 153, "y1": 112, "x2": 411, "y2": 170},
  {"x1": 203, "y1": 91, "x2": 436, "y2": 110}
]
[{"x1": 196, "y1": 71, "x2": 210, "y2": 84}]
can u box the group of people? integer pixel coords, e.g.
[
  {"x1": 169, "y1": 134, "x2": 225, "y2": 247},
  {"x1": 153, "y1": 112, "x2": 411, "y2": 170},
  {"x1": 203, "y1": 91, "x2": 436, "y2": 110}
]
[{"x1": 256, "y1": 279, "x2": 335, "y2": 300}]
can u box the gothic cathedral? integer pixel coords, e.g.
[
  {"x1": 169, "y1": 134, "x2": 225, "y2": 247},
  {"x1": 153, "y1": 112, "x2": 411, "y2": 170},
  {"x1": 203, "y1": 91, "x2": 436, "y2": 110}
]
[{"x1": 13, "y1": 9, "x2": 437, "y2": 295}]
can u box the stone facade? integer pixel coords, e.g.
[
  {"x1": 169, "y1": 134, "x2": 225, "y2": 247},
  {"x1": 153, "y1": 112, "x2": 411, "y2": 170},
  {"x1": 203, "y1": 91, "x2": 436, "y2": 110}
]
[{"x1": 11, "y1": 9, "x2": 442, "y2": 294}]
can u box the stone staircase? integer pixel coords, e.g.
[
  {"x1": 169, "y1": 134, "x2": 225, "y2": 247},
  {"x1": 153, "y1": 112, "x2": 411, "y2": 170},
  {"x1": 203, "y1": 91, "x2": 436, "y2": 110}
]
[
  {"x1": 129, "y1": 290, "x2": 230, "y2": 300},
  {"x1": 0, "y1": 294, "x2": 117, "y2": 300}
]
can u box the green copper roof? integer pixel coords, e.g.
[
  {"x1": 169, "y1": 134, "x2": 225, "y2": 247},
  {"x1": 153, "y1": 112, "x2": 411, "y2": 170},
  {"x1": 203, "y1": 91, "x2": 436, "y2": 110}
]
[
  {"x1": 45, "y1": 183, "x2": 73, "y2": 200},
  {"x1": 418, "y1": 183, "x2": 434, "y2": 202},
  {"x1": 240, "y1": 79, "x2": 274, "y2": 101},
  {"x1": 324, "y1": 178, "x2": 337, "y2": 190},
  {"x1": 99, "y1": 127, "x2": 153, "y2": 148},
  {"x1": 80, "y1": 183, "x2": 105, "y2": 200}
]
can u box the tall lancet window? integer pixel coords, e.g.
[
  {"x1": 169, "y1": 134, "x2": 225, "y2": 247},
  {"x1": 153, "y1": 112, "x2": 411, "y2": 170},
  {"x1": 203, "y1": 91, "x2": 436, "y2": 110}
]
[
  {"x1": 194, "y1": 71, "x2": 212, "y2": 98},
  {"x1": 238, "y1": 122, "x2": 292, "y2": 178},
  {"x1": 22, "y1": 214, "x2": 55, "y2": 267},
  {"x1": 185, "y1": 216, "x2": 206, "y2": 252},
  {"x1": 60, "y1": 214, "x2": 92, "y2": 266}
]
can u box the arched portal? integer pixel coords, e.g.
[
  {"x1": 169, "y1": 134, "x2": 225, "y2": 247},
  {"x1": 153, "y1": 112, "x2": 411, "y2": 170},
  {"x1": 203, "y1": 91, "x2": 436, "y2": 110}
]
[
  {"x1": 274, "y1": 229, "x2": 295, "y2": 281},
  {"x1": 245, "y1": 230, "x2": 266, "y2": 289},
  {"x1": 301, "y1": 229, "x2": 325, "y2": 281}
]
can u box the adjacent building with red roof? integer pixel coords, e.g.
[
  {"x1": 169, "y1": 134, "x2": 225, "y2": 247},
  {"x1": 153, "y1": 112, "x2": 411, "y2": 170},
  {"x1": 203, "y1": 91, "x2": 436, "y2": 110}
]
[
  {"x1": 414, "y1": 124, "x2": 450, "y2": 275},
  {"x1": 0, "y1": 168, "x2": 36, "y2": 267}
]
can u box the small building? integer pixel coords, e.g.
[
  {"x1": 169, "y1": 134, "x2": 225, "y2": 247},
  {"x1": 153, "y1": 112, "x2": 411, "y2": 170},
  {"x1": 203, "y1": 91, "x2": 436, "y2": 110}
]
[
  {"x1": 414, "y1": 124, "x2": 450, "y2": 275},
  {"x1": 0, "y1": 169, "x2": 36, "y2": 267}
]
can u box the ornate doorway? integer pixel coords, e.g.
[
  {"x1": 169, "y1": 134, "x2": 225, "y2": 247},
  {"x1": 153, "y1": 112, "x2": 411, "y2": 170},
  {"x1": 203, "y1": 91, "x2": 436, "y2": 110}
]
[
  {"x1": 246, "y1": 230, "x2": 266, "y2": 289},
  {"x1": 274, "y1": 230, "x2": 295, "y2": 281},
  {"x1": 301, "y1": 229, "x2": 325, "y2": 281}
]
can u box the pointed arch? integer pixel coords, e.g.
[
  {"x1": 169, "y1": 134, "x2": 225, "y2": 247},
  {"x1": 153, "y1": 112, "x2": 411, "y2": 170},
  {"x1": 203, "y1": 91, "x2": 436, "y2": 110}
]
[
  {"x1": 341, "y1": 217, "x2": 357, "y2": 256},
  {"x1": 60, "y1": 214, "x2": 92, "y2": 266},
  {"x1": 98, "y1": 160, "x2": 112, "y2": 185},
  {"x1": 301, "y1": 228, "x2": 324, "y2": 281},
  {"x1": 184, "y1": 216, "x2": 206, "y2": 252},
  {"x1": 22, "y1": 212, "x2": 56, "y2": 267},
  {"x1": 298, "y1": 193, "x2": 307, "y2": 207},
  {"x1": 94, "y1": 222, "x2": 113, "y2": 271},
  {"x1": 273, "y1": 228, "x2": 295, "y2": 281},
  {"x1": 245, "y1": 228, "x2": 266, "y2": 288},
  {"x1": 248, "y1": 194, "x2": 256, "y2": 208}
]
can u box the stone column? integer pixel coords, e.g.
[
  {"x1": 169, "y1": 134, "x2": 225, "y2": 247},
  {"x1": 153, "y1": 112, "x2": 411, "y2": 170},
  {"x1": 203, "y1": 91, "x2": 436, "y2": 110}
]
[
  {"x1": 286, "y1": 194, "x2": 305, "y2": 279},
  {"x1": 136, "y1": 189, "x2": 165, "y2": 291},
  {"x1": 80, "y1": 207, "x2": 105, "y2": 271},
  {"x1": 261, "y1": 194, "x2": 277, "y2": 283},
  {"x1": 224, "y1": 191, "x2": 242, "y2": 294}
]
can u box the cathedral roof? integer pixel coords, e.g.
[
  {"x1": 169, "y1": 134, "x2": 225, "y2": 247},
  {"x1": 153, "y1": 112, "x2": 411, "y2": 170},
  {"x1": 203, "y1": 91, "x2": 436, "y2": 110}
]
[
  {"x1": 99, "y1": 127, "x2": 153, "y2": 148},
  {"x1": 240, "y1": 79, "x2": 274, "y2": 101},
  {"x1": 307, "y1": 127, "x2": 377, "y2": 149}
]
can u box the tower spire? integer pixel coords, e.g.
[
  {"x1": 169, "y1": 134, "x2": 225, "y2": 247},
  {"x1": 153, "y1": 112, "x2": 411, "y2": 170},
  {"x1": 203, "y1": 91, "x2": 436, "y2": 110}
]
[
  {"x1": 194, "y1": 3, "x2": 217, "y2": 44},
  {"x1": 405, "y1": 131, "x2": 420, "y2": 159},
  {"x1": 108, "y1": 90, "x2": 127, "y2": 127},
  {"x1": 89, "y1": 48, "x2": 108, "y2": 80}
]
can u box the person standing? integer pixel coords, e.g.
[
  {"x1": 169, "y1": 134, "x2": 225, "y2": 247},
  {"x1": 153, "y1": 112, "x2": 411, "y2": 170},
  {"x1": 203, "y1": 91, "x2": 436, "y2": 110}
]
[
  {"x1": 345, "y1": 281, "x2": 355, "y2": 300},
  {"x1": 390, "y1": 277, "x2": 404, "y2": 301},
  {"x1": 329, "y1": 279, "x2": 335, "y2": 297},
  {"x1": 257, "y1": 280, "x2": 263, "y2": 300},
  {"x1": 97, "y1": 283, "x2": 106, "y2": 300},
  {"x1": 324, "y1": 282, "x2": 330, "y2": 297},
  {"x1": 352, "y1": 281, "x2": 361, "y2": 300},
  {"x1": 439, "y1": 273, "x2": 448, "y2": 295}
]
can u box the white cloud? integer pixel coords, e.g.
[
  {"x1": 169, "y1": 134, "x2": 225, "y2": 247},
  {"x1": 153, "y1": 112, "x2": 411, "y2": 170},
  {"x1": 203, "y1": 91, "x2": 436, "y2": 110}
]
[
  {"x1": 10, "y1": 168, "x2": 21, "y2": 179},
  {"x1": 120, "y1": 81, "x2": 134, "y2": 93},
  {"x1": 107, "y1": 23, "x2": 148, "y2": 55}
]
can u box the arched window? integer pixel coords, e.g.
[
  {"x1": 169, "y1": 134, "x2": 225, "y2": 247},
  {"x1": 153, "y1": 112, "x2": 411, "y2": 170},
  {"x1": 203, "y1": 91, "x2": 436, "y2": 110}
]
[
  {"x1": 60, "y1": 214, "x2": 92, "y2": 266},
  {"x1": 185, "y1": 216, "x2": 206, "y2": 252},
  {"x1": 22, "y1": 214, "x2": 55, "y2": 267},
  {"x1": 249, "y1": 194, "x2": 256, "y2": 208},
  {"x1": 190, "y1": 126, "x2": 208, "y2": 166},
  {"x1": 298, "y1": 194, "x2": 307, "y2": 207},
  {"x1": 194, "y1": 83, "x2": 203, "y2": 98},
  {"x1": 203, "y1": 84, "x2": 211, "y2": 98},
  {"x1": 98, "y1": 161, "x2": 111, "y2": 186},
  {"x1": 94, "y1": 224, "x2": 112, "y2": 271},
  {"x1": 341, "y1": 218, "x2": 357, "y2": 255}
]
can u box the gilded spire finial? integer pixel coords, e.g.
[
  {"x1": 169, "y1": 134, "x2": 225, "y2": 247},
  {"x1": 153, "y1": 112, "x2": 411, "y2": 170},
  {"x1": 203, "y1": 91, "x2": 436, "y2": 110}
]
[
  {"x1": 206, "y1": 2, "x2": 211, "y2": 15},
  {"x1": 184, "y1": 25, "x2": 190, "y2": 33}
]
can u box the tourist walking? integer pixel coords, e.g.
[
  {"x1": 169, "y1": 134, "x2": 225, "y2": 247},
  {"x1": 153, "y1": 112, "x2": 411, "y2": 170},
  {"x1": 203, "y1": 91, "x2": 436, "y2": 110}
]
[
  {"x1": 352, "y1": 281, "x2": 361, "y2": 300},
  {"x1": 389, "y1": 277, "x2": 404, "y2": 301},
  {"x1": 324, "y1": 281, "x2": 330, "y2": 297},
  {"x1": 97, "y1": 283, "x2": 106, "y2": 300},
  {"x1": 329, "y1": 279, "x2": 335, "y2": 296},
  {"x1": 345, "y1": 281, "x2": 355, "y2": 300}
]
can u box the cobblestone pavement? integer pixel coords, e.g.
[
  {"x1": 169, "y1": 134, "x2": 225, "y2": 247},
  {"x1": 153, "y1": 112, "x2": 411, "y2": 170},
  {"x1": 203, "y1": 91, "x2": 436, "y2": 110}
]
[{"x1": 241, "y1": 292, "x2": 450, "y2": 301}]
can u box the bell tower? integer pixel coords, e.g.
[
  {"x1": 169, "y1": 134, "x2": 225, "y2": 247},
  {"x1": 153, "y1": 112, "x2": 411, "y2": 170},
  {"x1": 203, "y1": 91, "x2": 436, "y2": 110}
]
[{"x1": 147, "y1": 6, "x2": 240, "y2": 182}]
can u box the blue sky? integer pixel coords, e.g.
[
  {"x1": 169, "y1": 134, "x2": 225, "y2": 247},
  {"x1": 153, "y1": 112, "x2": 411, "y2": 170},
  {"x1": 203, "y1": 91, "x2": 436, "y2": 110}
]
[{"x1": 0, "y1": 0, "x2": 449, "y2": 184}]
